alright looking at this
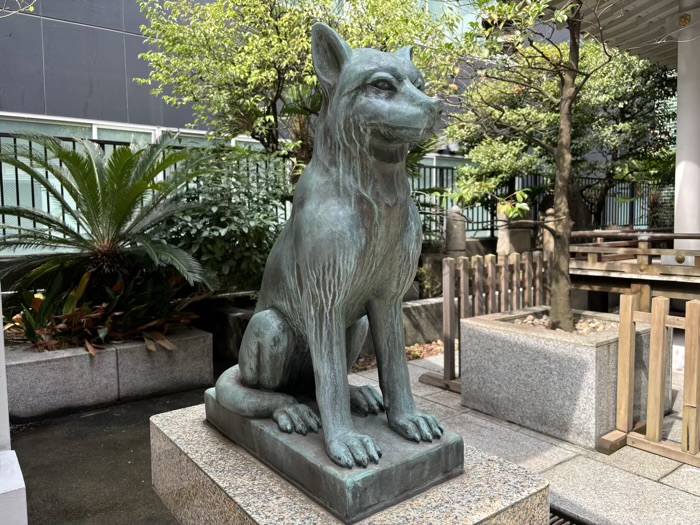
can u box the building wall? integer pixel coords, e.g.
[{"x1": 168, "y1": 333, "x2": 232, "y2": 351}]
[{"x1": 0, "y1": 0, "x2": 195, "y2": 129}]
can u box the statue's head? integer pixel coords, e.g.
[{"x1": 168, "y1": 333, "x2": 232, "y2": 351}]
[{"x1": 312, "y1": 23, "x2": 443, "y2": 151}]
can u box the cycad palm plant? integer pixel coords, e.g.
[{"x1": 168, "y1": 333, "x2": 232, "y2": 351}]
[{"x1": 0, "y1": 133, "x2": 212, "y2": 292}]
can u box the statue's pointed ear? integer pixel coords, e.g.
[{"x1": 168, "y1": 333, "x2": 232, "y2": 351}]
[
  {"x1": 312, "y1": 23, "x2": 352, "y2": 91},
  {"x1": 395, "y1": 46, "x2": 413, "y2": 62}
]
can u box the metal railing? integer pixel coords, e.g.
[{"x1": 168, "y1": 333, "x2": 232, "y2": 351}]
[{"x1": 0, "y1": 132, "x2": 674, "y2": 244}]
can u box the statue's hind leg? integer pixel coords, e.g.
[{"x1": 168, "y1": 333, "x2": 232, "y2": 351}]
[
  {"x1": 215, "y1": 308, "x2": 321, "y2": 435},
  {"x1": 346, "y1": 316, "x2": 385, "y2": 416}
]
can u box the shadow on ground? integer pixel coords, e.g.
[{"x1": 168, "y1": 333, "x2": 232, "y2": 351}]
[{"x1": 12, "y1": 389, "x2": 206, "y2": 525}]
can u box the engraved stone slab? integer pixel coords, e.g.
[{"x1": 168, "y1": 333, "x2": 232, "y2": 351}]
[
  {"x1": 204, "y1": 388, "x2": 463, "y2": 523},
  {"x1": 152, "y1": 404, "x2": 550, "y2": 525}
]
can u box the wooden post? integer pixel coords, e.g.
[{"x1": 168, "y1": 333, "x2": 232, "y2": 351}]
[
  {"x1": 443, "y1": 258, "x2": 457, "y2": 381},
  {"x1": 631, "y1": 283, "x2": 652, "y2": 313},
  {"x1": 486, "y1": 254, "x2": 497, "y2": 314},
  {"x1": 511, "y1": 252, "x2": 522, "y2": 310},
  {"x1": 533, "y1": 251, "x2": 543, "y2": 306},
  {"x1": 499, "y1": 254, "x2": 509, "y2": 312},
  {"x1": 523, "y1": 251, "x2": 533, "y2": 307},
  {"x1": 473, "y1": 256, "x2": 485, "y2": 316},
  {"x1": 588, "y1": 249, "x2": 602, "y2": 264},
  {"x1": 646, "y1": 296, "x2": 670, "y2": 443},
  {"x1": 616, "y1": 294, "x2": 639, "y2": 432},
  {"x1": 683, "y1": 300, "x2": 700, "y2": 454},
  {"x1": 637, "y1": 238, "x2": 651, "y2": 266},
  {"x1": 458, "y1": 257, "x2": 471, "y2": 319}
]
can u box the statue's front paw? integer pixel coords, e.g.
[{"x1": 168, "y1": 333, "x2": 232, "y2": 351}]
[
  {"x1": 272, "y1": 404, "x2": 322, "y2": 435},
  {"x1": 327, "y1": 432, "x2": 382, "y2": 469},
  {"x1": 389, "y1": 413, "x2": 444, "y2": 443},
  {"x1": 350, "y1": 385, "x2": 385, "y2": 416}
]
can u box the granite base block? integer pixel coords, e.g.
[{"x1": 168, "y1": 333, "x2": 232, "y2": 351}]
[
  {"x1": 5, "y1": 345, "x2": 118, "y2": 419},
  {"x1": 151, "y1": 404, "x2": 550, "y2": 525},
  {"x1": 461, "y1": 308, "x2": 673, "y2": 450},
  {"x1": 117, "y1": 329, "x2": 213, "y2": 399},
  {"x1": 204, "y1": 388, "x2": 463, "y2": 523}
]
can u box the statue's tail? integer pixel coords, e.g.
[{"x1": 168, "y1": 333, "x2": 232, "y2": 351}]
[{"x1": 213, "y1": 365, "x2": 296, "y2": 418}]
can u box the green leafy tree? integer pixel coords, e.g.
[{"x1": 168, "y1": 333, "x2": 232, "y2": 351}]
[
  {"x1": 452, "y1": 0, "x2": 624, "y2": 331},
  {"x1": 448, "y1": 41, "x2": 676, "y2": 227},
  {"x1": 0, "y1": 134, "x2": 212, "y2": 294},
  {"x1": 136, "y1": 0, "x2": 462, "y2": 162}
]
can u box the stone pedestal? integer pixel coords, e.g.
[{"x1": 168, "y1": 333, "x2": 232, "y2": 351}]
[
  {"x1": 205, "y1": 388, "x2": 463, "y2": 523},
  {"x1": 151, "y1": 404, "x2": 550, "y2": 524}
]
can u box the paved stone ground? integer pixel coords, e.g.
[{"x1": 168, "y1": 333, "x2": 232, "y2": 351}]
[
  {"x1": 10, "y1": 361, "x2": 700, "y2": 525},
  {"x1": 11, "y1": 390, "x2": 204, "y2": 525}
]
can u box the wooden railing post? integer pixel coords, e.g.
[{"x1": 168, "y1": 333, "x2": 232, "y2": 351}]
[
  {"x1": 646, "y1": 296, "x2": 671, "y2": 443},
  {"x1": 458, "y1": 257, "x2": 471, "y2": 320},
  {"x1": 533, "y1": 251, "x2": 544, "y2": 306},
  {"x1": 543, "y1": 251, "x2": 552, "y2": 306},
  {"x1": 486, "y1": 254, "x2": 497, "y2": 314},
  {"x1": 637, "y1": 236, "x2": 651, "y2": 266},
  {"x1": 499, "y1": 255, "x2": 509, "y2": 312},
  {"x1": 473, "y1": 256, "x2": 484, "y2": 316},
  {"x1": 443, "y1": 258, "x2": 457, "y2": 381},
  {"x1": 511, "y1": 252, "x2": 522, "y2": 310},
  {"x1": 683, "y1": 300, "x2": 700, "y2": 454},
  {"x1": 616, "y1": 294, "x2": 639, "y2": 432},
  {"x1": 523, "y1": 251, "x2": 533, "y2": 307}
]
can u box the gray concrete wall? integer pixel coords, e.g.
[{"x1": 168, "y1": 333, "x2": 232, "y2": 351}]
[{"x1": 0, "y1": 0, "x2": 196, "y2": 128}]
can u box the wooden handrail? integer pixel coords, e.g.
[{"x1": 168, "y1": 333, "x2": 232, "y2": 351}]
[{"x1": 571, "y1": 231, "x2": 698, "y2": 240}]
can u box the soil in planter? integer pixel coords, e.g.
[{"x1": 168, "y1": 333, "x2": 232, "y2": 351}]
[
  {"x1": 513, "y1": 314, "x2": 618, "y2": 335},
  {"x1": 352, "y1": 340, "x2": 445, "y2": 372}
]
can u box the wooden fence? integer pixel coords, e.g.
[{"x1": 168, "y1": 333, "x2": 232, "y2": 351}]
[
  {"x1": 419, "y1": 251, "x2": 551, "y2": 393},
  {"x1": 569, "y1": 232, "x2": 700, "y2": 311},
  {"x1": 599, "y1": 295, "x2": 700, "y2": 466}
]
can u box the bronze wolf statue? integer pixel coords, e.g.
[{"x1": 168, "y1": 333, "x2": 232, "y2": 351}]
[{"x1": 214, "y1": 22, "x2": 444, "y2": 469}]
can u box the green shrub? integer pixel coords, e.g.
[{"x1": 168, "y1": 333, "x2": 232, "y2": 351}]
[
  {"x1": 158, "y1": 147, "x2": 291, "y2": 291},
  {"x1": 0, "y1": 133, "x2": 213, "y2": 350}
]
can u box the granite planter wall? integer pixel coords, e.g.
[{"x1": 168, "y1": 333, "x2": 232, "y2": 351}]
[
  {"x1": 460, "y1": 307, "x2": 672, "y2": 449},
  {"x1": 5, "y1": 328, "x2": 213, "y2": 420}
]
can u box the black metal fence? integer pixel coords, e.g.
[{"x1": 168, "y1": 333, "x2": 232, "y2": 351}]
[
  {"x1": 0, "y1": 133, "x2": 673, "y2": 246},
  {"x1": 410, "y1": 165, "x2": 672, "y2": 239},
  {"x1": 0, "y1": 133, "x2": 294, "y2": 250}
]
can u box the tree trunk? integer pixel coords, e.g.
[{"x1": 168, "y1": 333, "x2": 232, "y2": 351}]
[{"x1": 548, "y1": 2, "x2": 582, "y2": 332}]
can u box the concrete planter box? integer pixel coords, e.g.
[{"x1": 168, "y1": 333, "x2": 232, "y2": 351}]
[
  {"x1": 460, "y1": 307, "x2": 672, "y2": 449},
  {"x1": 6, "y1": 328, "x2": 213, "y2": 420}
]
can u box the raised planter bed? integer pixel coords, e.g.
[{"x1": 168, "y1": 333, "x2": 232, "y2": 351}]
[
  {"x1": 460, "y1": 307, "x2": 672, "y2": 449},
  {"x1": 5, "y1": 328, "x2": 213, "y2": 420}
]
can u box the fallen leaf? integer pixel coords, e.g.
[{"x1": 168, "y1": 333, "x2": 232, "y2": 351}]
[{"x1": 85, "y1": 340, "x2": 97, "y2": 357}]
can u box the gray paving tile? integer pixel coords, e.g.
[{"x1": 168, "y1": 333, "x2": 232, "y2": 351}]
[
  {"x1": 584, "y1": 446, "x2": 681, "y2": 481},
  {"x1": 358, "y1": 364, "x2": 444, "y2": 397},
  {"x1": 423, "y1": 390, "x2": 469, "y2": 413},
  {"x1": 515, "y1": 426, "x2": 590, "y2": 455},
  {"x1": 661, "y1": 464, "x2": 700, "y2": 497},
  {"x1": 444, "y1": 412, "x2": 577, "y2": 474},
  {"x1": 405, "y1": 356, "x2": 443, "y2": 372},
  {"x1": 348, "y1": 373, "x2": 378, "y2": 387},
  {"x1": 544, "y1": 456, "x2": 700, "y2": 525},
  {"x1": 413, "y1": 395, "x2": 461, "y2": 421}
]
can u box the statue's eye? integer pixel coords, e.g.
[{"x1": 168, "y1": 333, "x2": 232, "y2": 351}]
[{"x1": 372, "y1": 79, "x2": 396, "y2": 91}]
